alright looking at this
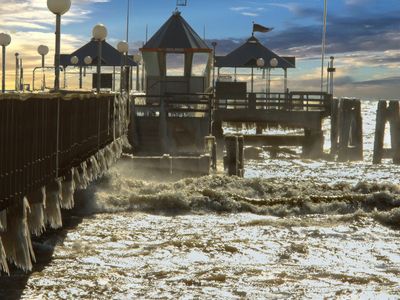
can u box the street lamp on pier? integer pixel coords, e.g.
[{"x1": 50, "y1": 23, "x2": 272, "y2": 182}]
[
  {"x1": 0, "y1": 33, "x2": 11, "y2": 93},
  {"x1": 47, "y1": 0, "x2": 71, "y2": 92},
  {"x1": 117, "y1": 41, "x2": 129, "y2": 93},
  {"x1": 38, "y1": 45, "x2": 49, "y2": 91},
  {"x1": 92, "y1": 24, "x2": 108, "y2": 93}
]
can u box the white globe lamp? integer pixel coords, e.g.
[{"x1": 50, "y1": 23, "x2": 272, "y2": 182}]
[
  {"x1": 0, "y1": 33, "x2": 12, "y2": 47},
  {"x1": 270, "y1": 58, "x2": 278, "y2": 68},
  {"x1": 117, "y1": 41, "x2": 129, "y2": 54},
  {"x1": 70, "y1": 56, "x2": 79, "y2": 65},
  {"x1": 92, "y1": 24, "x2": 108, "y2": 41},
  {"x1": 47, "y1": 0, "x2": 71, "y2": 15},
  {"x1": 84, "y1": 56, "x2": 93, "y2": 65},
  {"x1": 256, "y1": 58, "x2": 265, "y2": 68},
  {"x1": 38, "y1": 45, "x2": 49, "y2": 56}
]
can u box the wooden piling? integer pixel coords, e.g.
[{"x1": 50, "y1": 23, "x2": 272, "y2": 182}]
[
  {"x1": 303, "y1": 129, "x2": 324, "y2": 158},
  {"x1": 237, "y1": 135, "x2": 244, "y2": 177},
  {"x1": 204, "y1": 136, "x2": 217, "y2": 170},
  {"x1": 373, "y1": 101, "x2": 387, "y2": 164},
  {"x1": 225, "y1": 135, "x2": 239, "y2": 176},
  {"x1": 337, "y1": 99, "x2": 363, "y2": 161},
  {"x1": 388, "y1": 101, "x2": 400, "y2": 164},
  {"x1": 330, "y1": 98, "x2": 339, "y2": 155}
]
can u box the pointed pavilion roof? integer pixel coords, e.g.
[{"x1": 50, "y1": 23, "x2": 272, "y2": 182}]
[
  {"x1": 60, "y1": 39, "x2": 137, "y2": 67},
  {"x1": 215, "y1": 36, "x2": 295, "y2": 69},
  {"x1": 141, "y1": 11, "x2": 211, "y2": 52}
]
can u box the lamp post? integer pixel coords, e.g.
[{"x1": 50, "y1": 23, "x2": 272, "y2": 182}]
[
  {"x1": 256, "y1": 58, "x2": 265, "y2": 95},
  {"x1": 70, "y1": 56, "x2": 79, "y2": 89},
  {"x1": 117, "y1": 41, "x2": 129, "y2": 93},
  {"x1": 133, "y1": 54, "x2": 141, "y2": 91},
  {"x1": 38, "y1": 45, "x2": 49, "y2": 91},
  {"x1": 269, "y1": 58, "x2": 278, "y2": 95},
  {"x1": 83, "y1": 56, "x2": 92, "y2": 88},
  {"x1": 211, "y1": 42, "x2": 217, "y2": 95},
  {"x1": 92, "y1": 24, "x2": 107, "y2": 93},
  {"x1": 47, "y1": 0, "x2": 71, "y2": 92},
  {"x1": 0, "y1": 33, "x2": 11, "y2": 93}
]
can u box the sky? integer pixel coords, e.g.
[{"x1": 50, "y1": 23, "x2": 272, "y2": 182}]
[{"x1": 0, "y1": 0, "x2": 398, "y2": 99}]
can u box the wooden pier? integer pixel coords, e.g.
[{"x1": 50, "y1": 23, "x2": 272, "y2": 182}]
[
  {"x1": 212, "y1": 89, "x2": 332, "y2": 158},
  {"x1": 0, "y1": 92, "x2": 128, "y2": 273}
]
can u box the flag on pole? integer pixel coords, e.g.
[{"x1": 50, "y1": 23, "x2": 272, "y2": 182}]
[{"x1": 253, "y1": 23, "x2": 273, "y2": 33}]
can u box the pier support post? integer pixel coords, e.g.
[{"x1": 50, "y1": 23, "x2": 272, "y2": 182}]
[
  {"x1": 373, "y1": 101, "x2": 387, "y2": 164},
  {"x1": 337, "y1": 99, "x2": 363, "y2": 161},
  {"x1": 330, "y1": 98, "x2": 339, "y2": 155},
  {"x1": 303, "y1": 129, "x2": 324, "y2": 158},
  {"x1": 388, "y1": 101, "x2": 400, "y2": 164},
  {"x1": 225, "y1": 135, "x2": 239, "y2": 176},
  {"x1": 237, "y1": 135, "x2": 244, "y2": 177},
  {"x1": 204, "y1": 136, "x2": 217, "y2": 170},
  {"x1": 373, "y1": 100, "x2": 400, "y2": 164}
]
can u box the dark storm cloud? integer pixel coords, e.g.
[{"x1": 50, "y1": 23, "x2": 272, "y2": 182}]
[
  {"x1": 353, "y1": 76, "x2": 400, "y2": 86},
  {"x1": 207, "y1": 9, "x2": 400, "y2": 60}
]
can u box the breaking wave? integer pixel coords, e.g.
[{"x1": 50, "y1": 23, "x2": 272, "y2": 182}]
[{"x1": 88, "y1": 166, "x2": 400, "y2": 228}]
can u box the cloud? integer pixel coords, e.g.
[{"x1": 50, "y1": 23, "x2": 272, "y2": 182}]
[
  {"x1": 230, "y1": 4, "x2": 264, "y2": 17},
  {"x1": 241, "y1": 12, "x2": 259, "y2": 17},
  {"x1": 0, "y1": 0, "x2": 111, "y2": 90}
]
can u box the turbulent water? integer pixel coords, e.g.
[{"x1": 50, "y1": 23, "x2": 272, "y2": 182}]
[{"x1": 3, "y1": 100, "x2": 400, "y2": 299}]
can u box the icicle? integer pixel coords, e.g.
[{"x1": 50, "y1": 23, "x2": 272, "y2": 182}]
[
  {"x1": 97, "y1": 150, "x2": 107, "y2": 175},
  {"x1": 90, "y1": 155, "x2": 101, "y2": 180},
  {"x1": 104, "y1": 145, "x2": 114, "y2": 168},
  {"x1": 45, "y1": 180, "x2": 63, "y2": 229},
  {"x1": 27, "y1": 187, "x2": 46, "y2": 236},
  {"x1": 0, "y1": 237, "x2": 9, "y2": 274},
  {"x1": 1, "y1": 198, "x2": 36, "y2": 272},
  {"x1": 61, "y1": 174, "x2": 75, "y2": 210},
  {"x1": 79, "y1": 162, "x2": 89, "y2": 189},
  {"x1": 73, "y1": 167, "x2": 82, "y2": 189},
  {"x1": 0, "y1": 209, "x2": 7, "y2": 232},
  {"x1": 0, "y1": 208, "x2": 8, "y2": 274}
]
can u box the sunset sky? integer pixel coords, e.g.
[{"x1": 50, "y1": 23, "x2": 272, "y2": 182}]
[{"x1": 0, "y1": 0, "x2": 398, "y2": 99}]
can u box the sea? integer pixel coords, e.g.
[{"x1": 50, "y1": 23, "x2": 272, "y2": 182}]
[{"x1": 1, "y1": 99, "x2": 400, "y2": 299}]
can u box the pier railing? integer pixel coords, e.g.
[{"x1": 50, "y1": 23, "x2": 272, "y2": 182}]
[
  {"x1": 132, "y1": 93, "x2": 213, "y2": 117},
  {"x1": 215, "y1": 91, "x2": 332, "y2": 113},
  {"x1": 0, "y1": 93, "x2": 128, "y2": 211}
]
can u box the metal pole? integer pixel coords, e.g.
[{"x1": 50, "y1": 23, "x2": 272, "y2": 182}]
[
  {"x1": 212, "y1": 42, "x2": 216, "y2": 93},
  {"x1": 15, "y1": 53, "x2": 19, "y2": 91},
  {"x1": 120, "y1": 53, "x2": 124, "y2": 94},
  {"x1": 97, "y1": 40, "x2": 102, "y2": 93},
  {"x1": 79, "y1": 66, "x2": 83, "y2": 89},
  {"x1": 126, "y1": 0, "x2": 130, "y2": 43},
  {"x1": 284, "y1": 68, "x2": 288, "y2": 94},
  {"x1": 1, "y1": 46, "x2": 5, "y2": 93},
  {"x1": 251, "y1": 67, "x2": 254, "y2": 93},
  {"x1": 136, "y1": 63, "x2": 139, "y2": 91},
  {"x1": 42, "y1": 54, "x2": 45, "y2": 91},
  {"x1": 320, "y1": 0, "x2": 328, "y2": 93},
  {"x1": 55, "y1": 14, "x2": 61, "y2": 91}
]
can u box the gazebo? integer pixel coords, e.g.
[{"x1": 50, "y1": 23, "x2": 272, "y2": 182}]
[
  {"x1": 130, "y1": 11, "x2": 213, "y2": 156},
  {"x1": 215, "y1": 35, "x2": 295, "y2": 94},
  {"x1": 60, "y1": 39, "x2": 137, "y2": 90},
  {"x1": 140, "y1": 10, "x2": 212, "y2": 95}
]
